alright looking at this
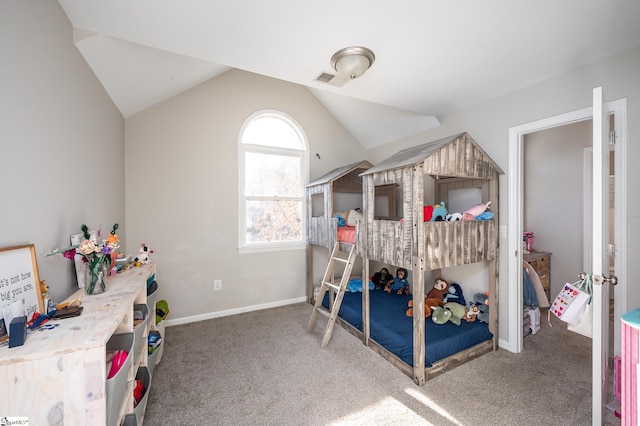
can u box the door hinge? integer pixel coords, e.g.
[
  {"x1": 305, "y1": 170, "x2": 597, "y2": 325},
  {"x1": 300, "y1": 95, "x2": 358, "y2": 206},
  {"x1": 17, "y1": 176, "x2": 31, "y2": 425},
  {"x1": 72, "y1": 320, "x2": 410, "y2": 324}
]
[
  {"x1": 608, "y1": 243, "x2": 616, "y2": 258},
  {"x1": 609, "y1": 131, "x2": 616, "y2": 144}
]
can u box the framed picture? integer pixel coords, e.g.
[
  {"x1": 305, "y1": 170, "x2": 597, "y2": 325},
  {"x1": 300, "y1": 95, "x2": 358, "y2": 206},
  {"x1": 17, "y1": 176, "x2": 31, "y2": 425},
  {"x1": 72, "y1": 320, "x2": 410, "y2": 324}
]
[
  {"x1": 0, "y1": 244, "x2": 44, "y2": 333},
  {"x1": 71, "y1": 230, "x2": 97, "y2": 288}
]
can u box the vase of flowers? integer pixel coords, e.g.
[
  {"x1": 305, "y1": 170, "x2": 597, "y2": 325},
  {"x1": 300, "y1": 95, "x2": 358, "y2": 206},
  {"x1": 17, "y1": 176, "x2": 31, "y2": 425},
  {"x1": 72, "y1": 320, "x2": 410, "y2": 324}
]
[
  {"x1": 48, "y1": 223, "x2": 120, "y2": 295},
  {"x1": 84, "y1": 258, "x2": 108, "y2": 295}
]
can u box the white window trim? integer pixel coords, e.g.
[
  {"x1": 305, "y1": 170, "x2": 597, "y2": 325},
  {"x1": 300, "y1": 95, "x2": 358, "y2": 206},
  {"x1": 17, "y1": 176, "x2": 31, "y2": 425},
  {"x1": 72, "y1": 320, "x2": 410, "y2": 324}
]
[{"x1": 237, "y1": 110, "x2": 308, "y2": 253}]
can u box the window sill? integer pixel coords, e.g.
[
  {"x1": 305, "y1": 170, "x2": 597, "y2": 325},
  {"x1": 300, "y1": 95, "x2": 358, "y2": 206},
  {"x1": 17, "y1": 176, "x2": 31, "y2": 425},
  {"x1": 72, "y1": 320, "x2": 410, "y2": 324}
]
[{"x1": 238, "y1": 242, "x2": 306, "y2": 254}]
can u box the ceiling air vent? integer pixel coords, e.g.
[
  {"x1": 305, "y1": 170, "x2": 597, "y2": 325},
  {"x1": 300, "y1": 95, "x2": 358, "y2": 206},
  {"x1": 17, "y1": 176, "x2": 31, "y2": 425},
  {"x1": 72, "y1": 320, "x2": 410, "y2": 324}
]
[
  {"x1": 314, "y1": 72, "x2": 349, "y2": 87},
  {"x1": 315, "y1": 72, "x2": 335, "y2": 83}
]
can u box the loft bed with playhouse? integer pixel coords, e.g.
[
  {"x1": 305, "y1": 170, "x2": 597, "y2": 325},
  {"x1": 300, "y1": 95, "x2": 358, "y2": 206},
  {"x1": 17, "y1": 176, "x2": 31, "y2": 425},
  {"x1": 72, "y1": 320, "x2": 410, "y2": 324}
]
[
  {"x1": 308, "y1": 132, "x2": 504, "y2": 386},
  {"x1": 306, "y1": 160, "x2": 372, "y2": 253},
  {"x1": 305, "y1": 160, "x2": 398, "y2": 300}
]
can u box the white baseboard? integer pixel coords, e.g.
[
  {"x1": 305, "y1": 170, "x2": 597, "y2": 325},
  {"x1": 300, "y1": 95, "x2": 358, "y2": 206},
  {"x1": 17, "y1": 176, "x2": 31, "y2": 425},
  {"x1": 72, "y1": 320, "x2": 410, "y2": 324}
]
[
  {"x1": 498, "y1": 337, "x2": 510, "y2": 351},
  {"x1": 163, "y1": 296, "x2": 308, "y2": 327}
]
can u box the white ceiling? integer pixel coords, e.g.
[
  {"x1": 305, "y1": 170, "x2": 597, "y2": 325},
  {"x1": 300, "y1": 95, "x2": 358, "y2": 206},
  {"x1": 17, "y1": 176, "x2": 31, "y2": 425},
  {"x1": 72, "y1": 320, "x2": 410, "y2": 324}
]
[{"x1": 58, "y1": 0, "x2": 640, "y2": 149}]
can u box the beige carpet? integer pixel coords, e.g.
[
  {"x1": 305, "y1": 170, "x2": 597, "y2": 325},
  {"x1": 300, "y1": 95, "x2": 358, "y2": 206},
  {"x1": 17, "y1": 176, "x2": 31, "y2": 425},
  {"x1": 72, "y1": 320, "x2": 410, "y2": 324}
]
[{"x1": 143, "y1": 303, "x2": 620, "y2": 426}]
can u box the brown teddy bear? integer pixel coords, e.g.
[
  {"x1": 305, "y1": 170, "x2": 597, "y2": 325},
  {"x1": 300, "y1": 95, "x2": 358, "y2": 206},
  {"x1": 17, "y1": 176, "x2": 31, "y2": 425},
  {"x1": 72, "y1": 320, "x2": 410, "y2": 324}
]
[
  {"x1": 406, "y1": 297, "x2": 444, "y2": 318},
  {"x1": 426, "y1": 278, "x2": 450, "y2": 302}
]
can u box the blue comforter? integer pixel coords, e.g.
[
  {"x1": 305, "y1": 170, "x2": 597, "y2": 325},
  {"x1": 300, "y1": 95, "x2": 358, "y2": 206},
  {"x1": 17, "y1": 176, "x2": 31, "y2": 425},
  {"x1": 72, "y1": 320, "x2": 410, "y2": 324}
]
[{"x1": 323, "y1": 290, "x2": 493, "y2": 367}]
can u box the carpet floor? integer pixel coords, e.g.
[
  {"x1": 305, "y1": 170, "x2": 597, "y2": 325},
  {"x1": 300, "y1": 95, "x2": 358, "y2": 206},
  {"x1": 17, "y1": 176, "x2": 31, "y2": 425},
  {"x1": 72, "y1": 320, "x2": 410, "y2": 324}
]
[{"x1": 143, "y1": 303, "x2": 620, "y2": 426}]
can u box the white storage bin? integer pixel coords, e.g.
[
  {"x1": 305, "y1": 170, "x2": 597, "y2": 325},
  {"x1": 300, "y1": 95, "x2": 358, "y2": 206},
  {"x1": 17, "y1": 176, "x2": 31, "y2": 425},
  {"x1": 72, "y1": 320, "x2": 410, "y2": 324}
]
[
  {"x1": 133, "y1": 366, "x2": 152, "y2": 423},
  {"x1": 147, "y1": 329, "x2": 162, "y2": 377},
  {"x1": 106, "y1": 333, "x2": 133, "y2": 426},
  {"x1": 132, "y1": 304, "x2": 149, "y2": 363},
  {"x1": 154, "y1": 320, "x2": 166, "y2": 364},
  {"x1": 122, "y1": 413, "x2": 137, "y2": 426},
  {"x1": 146, "y1": 280, "x2": 158, "y2": 313}
]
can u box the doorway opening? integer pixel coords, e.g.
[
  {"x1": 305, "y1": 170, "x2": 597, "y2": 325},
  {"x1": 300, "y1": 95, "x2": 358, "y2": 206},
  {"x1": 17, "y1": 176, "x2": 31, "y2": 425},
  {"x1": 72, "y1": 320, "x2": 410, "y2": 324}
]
[{"x1": 507, "y1": 99, "x2": 627, "y2": 355}]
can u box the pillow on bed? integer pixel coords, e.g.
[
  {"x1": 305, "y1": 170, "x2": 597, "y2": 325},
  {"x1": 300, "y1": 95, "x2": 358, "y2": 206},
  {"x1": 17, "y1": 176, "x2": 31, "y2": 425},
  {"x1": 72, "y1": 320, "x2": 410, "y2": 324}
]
[
  {"x1": 346, "y1": 209, "x2": 363, "y2": 226},
  {"x1": 335, "y1": 211, "x2": 349, "y2": 222}
]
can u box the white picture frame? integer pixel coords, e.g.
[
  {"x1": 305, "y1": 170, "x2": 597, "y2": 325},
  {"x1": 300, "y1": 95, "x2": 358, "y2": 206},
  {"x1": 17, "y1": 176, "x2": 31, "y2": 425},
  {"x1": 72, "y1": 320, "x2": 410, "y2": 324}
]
[{"x1": 0, "y1": 244, "x2": 44, "y2": 331}]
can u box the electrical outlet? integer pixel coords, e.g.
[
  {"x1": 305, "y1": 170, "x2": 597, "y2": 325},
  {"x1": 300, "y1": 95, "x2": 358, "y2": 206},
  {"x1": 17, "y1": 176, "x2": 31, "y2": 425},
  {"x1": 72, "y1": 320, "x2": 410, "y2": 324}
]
[{"x1": 214, "y1": 279, "x2": 222, "y2": 291}]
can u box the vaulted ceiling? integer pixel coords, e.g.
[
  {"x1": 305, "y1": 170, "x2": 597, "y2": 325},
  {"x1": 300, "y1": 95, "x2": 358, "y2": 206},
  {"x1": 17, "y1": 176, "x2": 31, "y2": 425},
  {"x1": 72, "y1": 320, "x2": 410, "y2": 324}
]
[{"x1": 58, "y1": 0, "x2": 640, "y2": 149}]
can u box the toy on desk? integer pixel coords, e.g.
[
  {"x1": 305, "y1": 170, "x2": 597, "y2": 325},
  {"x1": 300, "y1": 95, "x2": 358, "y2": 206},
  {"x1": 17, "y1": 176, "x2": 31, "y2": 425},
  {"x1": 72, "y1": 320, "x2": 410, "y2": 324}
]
[
  {"x1": 9, "y1": 316, "x2": 27, "y2": 348},
  {"x1": 28, "y1": 312, "x2": 50, "y2": 329},
  {"x1": 40, "y1": 279, "x2": 55, "y2": 316},
  {"x1": 56, "y1": 295, "x2": 82, "y2": 311},
  {"x1": 52, "y1": 296, "x2": 84, "y2": 319},
  {"x1": 53, "y1": 306, "x2": 83, "y2": 319},
  {"x1": 134, "y1": 243, "x2": 154, "y2": 266},
  {"x1": 40, "y1": 280, "x2": 49, "y2": 296}
]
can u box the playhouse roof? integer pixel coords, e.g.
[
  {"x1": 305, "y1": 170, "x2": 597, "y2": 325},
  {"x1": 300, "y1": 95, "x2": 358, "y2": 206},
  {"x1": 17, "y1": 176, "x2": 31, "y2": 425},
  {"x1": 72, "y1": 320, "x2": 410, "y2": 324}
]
[
  {"x1": 362, "y1": 132, "x2": 504, "y2": 179},
  {"x1": 307, "y1": 160, "x2": 373, "y2": 187}
]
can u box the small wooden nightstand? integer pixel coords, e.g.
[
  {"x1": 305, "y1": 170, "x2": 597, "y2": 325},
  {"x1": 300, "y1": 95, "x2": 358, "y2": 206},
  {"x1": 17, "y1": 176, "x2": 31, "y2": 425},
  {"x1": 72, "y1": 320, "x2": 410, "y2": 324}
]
[{"x1": 524, "y1": 251, "x2": 552, "y2": 303}]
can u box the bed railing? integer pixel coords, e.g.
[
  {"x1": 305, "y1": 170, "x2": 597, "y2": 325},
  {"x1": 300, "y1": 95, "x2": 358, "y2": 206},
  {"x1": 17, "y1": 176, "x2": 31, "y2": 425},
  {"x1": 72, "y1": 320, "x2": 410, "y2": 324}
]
[
  {"x1": 361, "y1": 219, "x2": 497, "y2": 269},
  {"x1": 308, "y1": 216, "x2": 337, "y2": 249}
]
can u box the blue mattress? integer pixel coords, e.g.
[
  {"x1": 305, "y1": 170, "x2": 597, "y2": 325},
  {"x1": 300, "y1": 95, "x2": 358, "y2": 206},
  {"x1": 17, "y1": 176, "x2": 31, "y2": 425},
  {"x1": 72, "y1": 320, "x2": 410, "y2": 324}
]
[{"x1": 323, "y1": 290, "x2": 493, "y2": 367}]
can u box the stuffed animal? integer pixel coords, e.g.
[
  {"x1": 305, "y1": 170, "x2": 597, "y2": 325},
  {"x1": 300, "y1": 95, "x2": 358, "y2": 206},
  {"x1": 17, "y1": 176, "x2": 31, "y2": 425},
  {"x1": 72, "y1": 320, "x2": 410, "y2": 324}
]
[
  {"x1": 406, "y1": 297, "x2": 444, "y2": 318},
  {"x1": 464, "y1": 304, "x2": 479, "y2": 322},
  {"x1": 423, "y1": 205, "x2": 434, "y2": 222},
  {"x1": 426, "y1": 278, "x2": 449, "y2": 301},
  {"x1": 431, "y1": 302, "x2": 466, "y2": 325},
  {"x1": 385, "y1": 268, "x2": 410, "y2": 295},
  {"x1": 346, "y1": 208, "x2": 363, "y2": 226},
  {"x1": 473, "y1": 291, "x2": 490, "y2": 323},
  {"x1": 431, "y1": 306, "x2": 451, "y2": 324},
  {"x1": 371, "y1": 268, "x2": 392, "y2": 290},
  {"x1": 444, "y1": 302, "x2": 467, "y2": 325},
  {"x1": 445, "y1": 212, "x2": 462, "y2": 221},
  {"x1": 425, "y1": 297, "x2": 444, "y2": 309},
  {"x1": 40, "y1": 280, "x2": 49, "y2": 296},
  {"x1": 475, "y1": 211, "x2": 495, "y2": 220},
  {"x1": 430, "y1": 202, "x2": 448, "y2": 222},
  {"x1": 347, "y1": 278, "x2": 374, "y2": 293},
  {"x1": 463, "y1": 201, "x2": 492, "y2": 219},
  {"x1": 443, "y1": 282, "x2": 466, "y2": 306},
  {"x1": 474, "y1": 291, "x2": 489, "y2": 306},
  {"x1": 134, "y1": 243, "x2": 154, "y2": 265},
  {"x1": 407, "y1": 298, "x2": 430, "y2": 318}
]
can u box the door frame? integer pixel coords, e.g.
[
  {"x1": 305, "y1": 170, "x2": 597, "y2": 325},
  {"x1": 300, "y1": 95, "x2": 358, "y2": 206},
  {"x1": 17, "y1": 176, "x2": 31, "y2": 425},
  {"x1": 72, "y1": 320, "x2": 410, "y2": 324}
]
[{"x1": 506, "y1": 98, "x2": 627, "y2": 354}]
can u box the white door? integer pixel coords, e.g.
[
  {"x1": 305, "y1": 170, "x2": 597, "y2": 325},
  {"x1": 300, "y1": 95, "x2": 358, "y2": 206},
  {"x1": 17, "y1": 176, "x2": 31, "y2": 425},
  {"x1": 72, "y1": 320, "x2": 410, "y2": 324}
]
[{"x1": 591, "y1": 86, "x2": 613, "y2": 425}]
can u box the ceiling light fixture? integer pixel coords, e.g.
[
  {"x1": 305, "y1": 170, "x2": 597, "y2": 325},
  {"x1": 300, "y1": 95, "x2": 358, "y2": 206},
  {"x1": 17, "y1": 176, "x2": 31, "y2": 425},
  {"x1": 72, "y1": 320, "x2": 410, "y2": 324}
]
[{"x1": 330, "y1": 46, "x2": 375, "y2": 80}]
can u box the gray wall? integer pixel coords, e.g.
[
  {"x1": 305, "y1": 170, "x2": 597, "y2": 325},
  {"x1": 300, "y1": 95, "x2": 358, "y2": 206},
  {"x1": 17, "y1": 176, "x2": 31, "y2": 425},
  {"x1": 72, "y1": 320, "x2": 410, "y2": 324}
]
[
  {"x1": 124, "y1": 69, "x2": 365, "y2": 323},
  {"x1": 0, "y1": 2, "x2": 125, "y2": 303}
]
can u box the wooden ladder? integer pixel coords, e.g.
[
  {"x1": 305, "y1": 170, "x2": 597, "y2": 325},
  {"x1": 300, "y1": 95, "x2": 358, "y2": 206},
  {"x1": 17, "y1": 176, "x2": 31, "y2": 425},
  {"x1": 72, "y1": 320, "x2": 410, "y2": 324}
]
[{"x1": 307, "y1": 242, "x2": 357, "y2": 347}]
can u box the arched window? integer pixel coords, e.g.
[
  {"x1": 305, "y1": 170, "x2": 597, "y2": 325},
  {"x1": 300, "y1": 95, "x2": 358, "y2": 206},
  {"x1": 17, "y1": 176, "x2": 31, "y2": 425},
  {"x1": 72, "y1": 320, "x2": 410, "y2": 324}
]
[{"x1": 238, "y1": 111, "x2": 307, "y2": 252}]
